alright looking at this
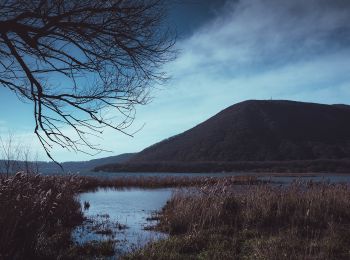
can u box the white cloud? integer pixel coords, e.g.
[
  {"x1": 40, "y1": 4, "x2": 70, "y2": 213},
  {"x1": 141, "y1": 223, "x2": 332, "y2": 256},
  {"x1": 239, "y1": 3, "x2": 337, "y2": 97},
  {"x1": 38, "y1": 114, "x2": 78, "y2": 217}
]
[
  {"x1": 108, "y1": 0, "x2": 350, "y2": 158},
  {"x1": 4, "y1": 0, "x2": 350, "y2": 162}
]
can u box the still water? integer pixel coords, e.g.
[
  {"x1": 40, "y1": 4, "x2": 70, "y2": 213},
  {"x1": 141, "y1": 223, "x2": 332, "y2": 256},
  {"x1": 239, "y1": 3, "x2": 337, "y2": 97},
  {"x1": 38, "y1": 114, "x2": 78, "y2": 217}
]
[
  {"x1": 73, "y1": 188, "x2": 173, "y2": 254},
  {"x1": 75, "y1": 171, "x2": 248, "y2": 178},
  {"x1": 71, "y1": 172, "x2": 350, "y2": 256}
]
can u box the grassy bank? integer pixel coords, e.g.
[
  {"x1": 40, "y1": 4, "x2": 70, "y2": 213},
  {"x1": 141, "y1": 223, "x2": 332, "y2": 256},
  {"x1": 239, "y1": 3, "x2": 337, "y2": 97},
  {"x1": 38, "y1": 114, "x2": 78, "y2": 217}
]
[
  {"x1": 126, "y1": 181, "x2": 350, "y2": 259},
  {"x1": 0, "y1": 173, "x2": 261, "y2": 259},
  {"x1": 5, "y1": 172, "x2": 346, "y2": 259}
]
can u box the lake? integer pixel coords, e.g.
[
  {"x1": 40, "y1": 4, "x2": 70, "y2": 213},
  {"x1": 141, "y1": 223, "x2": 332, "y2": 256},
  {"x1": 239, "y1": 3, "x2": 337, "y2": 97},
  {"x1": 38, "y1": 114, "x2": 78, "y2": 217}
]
[
  {"x1": 71, "y1": 172, "x2": 350, "y2": 257},
  {"x1": 72, "y1": 171, "x2": 249, "y2": 178},
  {"x1": 73, "y1": 188, "x2": 173, "y2": 255}
]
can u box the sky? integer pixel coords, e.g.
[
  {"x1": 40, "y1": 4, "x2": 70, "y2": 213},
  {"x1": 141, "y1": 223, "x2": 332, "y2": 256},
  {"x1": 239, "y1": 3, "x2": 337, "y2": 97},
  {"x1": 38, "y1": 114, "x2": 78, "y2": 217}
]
[{"x1": 1, "y1": 0, "x2": 350, "y2": 162}]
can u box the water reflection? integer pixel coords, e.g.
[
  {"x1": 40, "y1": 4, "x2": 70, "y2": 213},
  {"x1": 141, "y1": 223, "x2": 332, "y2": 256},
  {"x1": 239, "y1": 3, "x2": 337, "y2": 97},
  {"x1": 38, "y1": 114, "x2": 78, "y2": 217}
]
[
  {"x1": 71, "y1": 173, "x2": 350, "y2": 255},
  {"x1": 73, "y1": 188, "x2": 172, "y2": 254}
]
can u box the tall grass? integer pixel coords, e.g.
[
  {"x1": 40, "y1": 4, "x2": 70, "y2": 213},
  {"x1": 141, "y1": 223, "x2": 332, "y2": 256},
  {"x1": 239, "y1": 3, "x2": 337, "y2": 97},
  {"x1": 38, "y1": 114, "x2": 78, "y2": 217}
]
[
  {"x1": 75, "y1": 175, "x2": 262, "y2": 191},
  {"x1": 126, "y1": 181, "x2": 350, "y2": 259},
  {"x1": 0, "y1": 173, "x2": 84, "y2": 259},
  {"x1": 0, "y1": 172, "x2": 261, "y2": 259}
]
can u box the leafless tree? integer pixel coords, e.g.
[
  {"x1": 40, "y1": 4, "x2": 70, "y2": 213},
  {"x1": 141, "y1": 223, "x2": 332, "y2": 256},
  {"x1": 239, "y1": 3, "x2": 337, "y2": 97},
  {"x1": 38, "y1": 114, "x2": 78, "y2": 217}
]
[
  {"x1": 0, "y1": 133, "x2": 21, "y2": 176},
  {"x1": 0, "y1": 133, "x2": 39, "y2": 176},
  {"x1": 21, "y1": 145, "x2": 39, "y2": 174},
  {"x1": 0, "y1": 0, "x2": 175, "y2": 161}
]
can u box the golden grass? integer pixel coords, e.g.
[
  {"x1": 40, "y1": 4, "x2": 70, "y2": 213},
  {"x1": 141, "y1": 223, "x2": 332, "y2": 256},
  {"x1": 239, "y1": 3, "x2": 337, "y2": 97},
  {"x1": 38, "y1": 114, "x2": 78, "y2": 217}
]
[{"x1": 126, "y1": 180, "x2": 350, "y2": 259}]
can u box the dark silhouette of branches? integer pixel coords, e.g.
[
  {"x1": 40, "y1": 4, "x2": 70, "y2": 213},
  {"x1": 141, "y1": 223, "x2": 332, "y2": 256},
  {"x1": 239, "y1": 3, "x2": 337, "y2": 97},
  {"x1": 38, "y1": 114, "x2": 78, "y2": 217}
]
[
  {"x1": 0, "y1": 132, "x2": 39, "y2": 176},
  {"x1": 0, "y1": 0, "x2": 175, "y2": 161}
]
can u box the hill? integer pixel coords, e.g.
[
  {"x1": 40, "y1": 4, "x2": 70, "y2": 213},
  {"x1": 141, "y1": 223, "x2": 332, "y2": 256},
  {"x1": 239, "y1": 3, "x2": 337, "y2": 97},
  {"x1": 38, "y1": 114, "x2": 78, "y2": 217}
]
[
  {"x1": 95, "y1": 100, "x2": 350, "y2": 173},
  {"x1": 38, "y1": 153, "x2": 135, "y2": 173},
  {"x1": 0, "y1": 153, "x2": 135, "y2": 174}
]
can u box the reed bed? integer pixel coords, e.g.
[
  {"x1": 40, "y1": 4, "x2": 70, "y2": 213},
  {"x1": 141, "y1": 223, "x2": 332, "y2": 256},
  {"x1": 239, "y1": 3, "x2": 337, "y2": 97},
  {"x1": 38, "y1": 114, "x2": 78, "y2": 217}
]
[
  {"x1": 75, "y1": 174, "x2": 262, "y2": 191},
  {"x1": 0, "y1": 172, "x2": 83, "y2": 259},
  {"x1": 126, "y1": 180, "x2": 350, "y2": 259},
  {"x1": 0, "y1": 172, "x2": 261, "y2": 259}
]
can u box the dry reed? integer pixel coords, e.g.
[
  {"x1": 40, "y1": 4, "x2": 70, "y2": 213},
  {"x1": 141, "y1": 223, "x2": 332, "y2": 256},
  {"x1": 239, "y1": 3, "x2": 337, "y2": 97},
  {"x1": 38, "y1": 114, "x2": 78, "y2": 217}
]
[{"x1": 126, "y1": 180, "x2": 350, "y2": 259}]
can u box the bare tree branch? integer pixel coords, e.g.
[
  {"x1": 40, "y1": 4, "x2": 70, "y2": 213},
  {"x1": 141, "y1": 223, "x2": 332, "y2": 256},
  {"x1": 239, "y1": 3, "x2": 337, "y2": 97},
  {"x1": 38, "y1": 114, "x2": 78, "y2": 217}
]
[{"x1": 0, "y1": 0, "x2": 176, "y2": 159}]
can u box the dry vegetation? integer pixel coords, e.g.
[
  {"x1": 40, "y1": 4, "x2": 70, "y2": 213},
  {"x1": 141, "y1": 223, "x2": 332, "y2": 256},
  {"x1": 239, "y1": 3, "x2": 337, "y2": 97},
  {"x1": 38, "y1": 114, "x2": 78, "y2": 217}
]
[
  {"x1": 2, "y1": 172, "x2": 350, "y2": 259},
  {"x1": 0, "y1": 173, "x2": 83, "y2": 259},
  {"x1": 76, "y1": 175, "x2": 262, "y2": 191},
  {"x1": 126, "y1": 180, "x2": 350, "y2": 259},
  {"x1": 0, "y1": 172, "x2": 261, "y2": 259}
]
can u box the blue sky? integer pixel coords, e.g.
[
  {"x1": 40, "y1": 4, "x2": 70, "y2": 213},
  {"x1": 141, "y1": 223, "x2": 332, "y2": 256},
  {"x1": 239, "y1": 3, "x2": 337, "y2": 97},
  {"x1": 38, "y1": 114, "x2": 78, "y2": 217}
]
[{"x1": 1, "y1": 0, "x2": 350, "y2": 162}]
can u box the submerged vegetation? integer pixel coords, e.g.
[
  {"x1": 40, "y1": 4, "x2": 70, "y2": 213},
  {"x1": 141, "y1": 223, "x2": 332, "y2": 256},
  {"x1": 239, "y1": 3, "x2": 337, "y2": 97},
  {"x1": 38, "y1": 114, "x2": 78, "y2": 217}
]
[{"x1": 126, "y1": 181, "x2": 350, "y2": 259}]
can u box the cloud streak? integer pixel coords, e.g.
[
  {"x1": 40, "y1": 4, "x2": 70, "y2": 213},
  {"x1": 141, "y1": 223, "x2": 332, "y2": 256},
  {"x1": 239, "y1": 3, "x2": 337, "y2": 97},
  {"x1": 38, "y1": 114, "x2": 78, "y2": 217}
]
[
  {"x1": 3, "y1": 0, "x2": 350, "y2": 161},
  {"x1": 56, "y1": 0, "x2": 350, "y2": 161},
  {"x1": 114, "y1": 0, "x2": 350, "y2": 159},
  {"x1": 174, "y1": 0, "x2": 350, "y2": 74}
]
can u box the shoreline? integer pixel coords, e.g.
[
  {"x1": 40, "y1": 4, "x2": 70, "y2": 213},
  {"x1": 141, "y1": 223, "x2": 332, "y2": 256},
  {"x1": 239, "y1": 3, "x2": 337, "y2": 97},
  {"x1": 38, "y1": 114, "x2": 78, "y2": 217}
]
[{"x1": 94, "y1": 159, "x2": 350, "y2": 174}]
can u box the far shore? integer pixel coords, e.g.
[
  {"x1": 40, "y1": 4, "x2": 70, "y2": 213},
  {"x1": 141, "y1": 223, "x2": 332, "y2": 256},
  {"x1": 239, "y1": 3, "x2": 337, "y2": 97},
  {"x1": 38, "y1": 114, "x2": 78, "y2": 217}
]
[{"x1": 93, "y1": 159, "x2": 350, "y2": 175}]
